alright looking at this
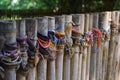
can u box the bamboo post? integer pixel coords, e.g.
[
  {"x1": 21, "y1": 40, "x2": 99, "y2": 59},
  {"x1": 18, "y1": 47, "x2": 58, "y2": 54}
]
[
  {"x1": 0, "y1": 34, "x2": 5, "y2": 80},
  {"x1": 113, "y1": 11, "x2": 120, "y2": 80},
  {"x1": 99, "y1": 12, "x2": 111, "y2": 80},
  {"x1": 37, "y1": 17, "x2": 48, "y2": 80},
  {"x1": 81, "y1": 13, "x2": 89, "y2": 80},
  {"x1": 86, "y1": 13, "x2": 92, "y2": 80},
  {"x1": 16, "y1": 20, "x2": 28, "y2": 80},
  {"x1": 55, "y1": 15, "x2": 65, "y2": 80},
  {"x1": 106, "y1": 11, "x2": 117, "y2": 80},
  {"x1": 70, "y1": 14, "x2": 80, "y2": 80},
  {"x1": 0, "y1": 20, "x2": 21, "y2": 80},
  {"x1": 47, "y1": 17, "x2": 56, "y2": 80},
  {"x1": 93, "y1": 13, "x2": 101, "y2": 80},
  {"x1": 115, "y1": 11, "x2": 120, "y2": 80},
  {"x1": 89, "y1": 13, "x2": 99, "y2": 80},
  {"x1": 78, "y1": 14, "x2": 85, "y2": 80},
  {"x1": 63, "y1": 15, "x2": 72, "y2": 80},
  {"x1": 26, "y1": 18, "x2": 37, "y2": 80}
]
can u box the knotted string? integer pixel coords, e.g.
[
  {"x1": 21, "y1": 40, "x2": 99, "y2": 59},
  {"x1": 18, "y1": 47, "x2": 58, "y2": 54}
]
[
  {"x1": 37, "y1": 32, "x2": 57, "y2": 59},
  {"x1": 17, "y1": 35, "x2": 27, "y2": 42},
  {"x1": 86, "y1": 31, "x2": 93, "y2": 46},
  {"x1": 93, "y1": 28, "x2": 102, "y2": 46}
]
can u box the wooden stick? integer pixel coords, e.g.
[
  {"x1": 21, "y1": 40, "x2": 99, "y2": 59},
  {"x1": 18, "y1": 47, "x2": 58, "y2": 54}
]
[
  {"x1": 77, "y1": 14, "x2": 85, "y2": 80},
  {"x1": 70, "y1": 14, "x2": 80, "y2": 80},
  {"x1": 81, "y1": 13, "x2": 89, "y2": 80},
  {"x1": 47, "y1": 17, "x2": 56, "y2": 80},
  {"x1": 26, "y1": 18, "x2": 37, "y2": 80},
  {"x1": 63, "y1": 15, "x2": 72, "y2": 80},
  {"x1": 37, "y1": 17, "x2": 48, "y2": 80},
  {"x1": 55, "y1": 15, "x2": 65, "y2": 80},
  {"x1": 16, "y1": 20, "x2": 27, "y2": 80}
]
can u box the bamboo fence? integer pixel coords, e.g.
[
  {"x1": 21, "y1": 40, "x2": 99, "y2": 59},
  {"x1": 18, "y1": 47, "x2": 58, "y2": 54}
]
[{"x1": 0, "y1": 11, "x2": 119, "y2": 80}]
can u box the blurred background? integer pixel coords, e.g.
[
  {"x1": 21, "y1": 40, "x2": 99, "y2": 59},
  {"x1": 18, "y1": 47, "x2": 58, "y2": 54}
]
[{"x1": 0, "y1": 0, "x2": 120, "y2": 18}]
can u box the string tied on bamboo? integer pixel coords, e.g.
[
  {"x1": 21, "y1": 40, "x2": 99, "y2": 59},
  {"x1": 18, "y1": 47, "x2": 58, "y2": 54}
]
[
  {"x1": 93, "y1": 28, "x2": 102, "y2": 46},
  {"x1": 86, "y1": 31, "x2": 93, "y2": 46},
  {"x1": 37, "y1": 32, "x2": 57, "y2": 60},
  {"x1": 64, "y1": 20, "x2": 74, "y2": 58},
  {"x1": 55, "y1": 25, "x2": 66, "y2": 49},
  {"x1": 71, "y1": 24, "x2": 81, "y2": 46},
  {"x1": 27, "y1": 38, "x2": 38, "y2": 67},
  {"x1": 110, "y1": 21, "x2": 119, "y2": 35},
  {"x1": 17, "y1": 35, "x2": 28, "y2": 52}
]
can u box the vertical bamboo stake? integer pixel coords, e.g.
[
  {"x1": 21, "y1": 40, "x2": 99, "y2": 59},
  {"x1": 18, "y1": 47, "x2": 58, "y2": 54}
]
[
  {"x1": 37, "y1": 17, "x2": 48, "y2": 80},
  {"x1": 26, "y1": 18, "x2": 37, "y2": 80},
  {"x1": 47, "y1": 17, "x2": 56, "y2": 80},
  {"x1": 113, "y1": 11, "x2": 120, "y2": 80},
  {"x1": 99, "y1": 12, "x2": 110, "y2": 80},
  {"x1": 86, "y1": 13, "x2": 92, "y2": 80},
  {"x1": 81, "y1": 13, "x2": 89, "y2": 80},
  {"x1": 78, "y1": 14, "x2": 85, "y2": 80},
  {"x1": 63, "y1": 15, "x2": 72, "y2": 80},
  {"x1": 70, "y1": 14, "x2": 80, "y2": 80},
  {"x1": 112, "y1": 11, "x2": 117, "y2": 80},
  {"x1": 115, "y1": 11, "x2": 120, "y2": 80},
  {"x1": 106, "y1": 11, "x2": 116, "y2": 80},
  {"x1": 89, "y1": 13, "x2": 99, "y2": 80},
  {"x1": 0, "y1": 20, "x2": 21, "y2": 80},
  {"x1": 55, "y1": 15, "x2": 65, "y2": 80},
  {"x1": 93, "y1": 13, "x2": 101, "y2": 80},
  {"x1": 16, "y1": 20, "x2": 28, "y2": 80}
]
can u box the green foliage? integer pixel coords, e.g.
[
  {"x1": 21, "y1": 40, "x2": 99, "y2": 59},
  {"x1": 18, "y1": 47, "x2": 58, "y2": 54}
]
[
  {"x1": 0, "y1": 0, "x2": 59, "y2": 10},
  {"x1": 0, "y1": 0, "x2": 119, "y2": 19}
]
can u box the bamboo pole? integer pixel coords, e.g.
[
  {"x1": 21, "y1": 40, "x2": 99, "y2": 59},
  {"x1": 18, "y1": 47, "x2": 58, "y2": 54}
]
[
  {"x1": 81, "y1": 13, "x2": 89, "y2": 80},
  {"x1": 106, "y1": 11, "x2": 117, "y2": 80},
  {"x1": 70, "y1": 14, "x2": 80, "y2": 80},
  {"x1": 37, "y1": 17, "x2": 48, "y2": 80},
  {"x1": 99, "y1": 12, "x2": 110, "y2": 80},
  {"x1": 78, "y1": 14, "x2": 85, "y2": 80},
  {"x1": 47, "y1": 17, "x2": 56, "y2": 80},
  {"x1": 113, "y1": 11, "x2": 120, "y2": 80},
  {"x1": 55, "y1": 15, "x2": 65, "y2": 80},
  {"x1": 16, "y1": 20, "x2": 28, "y2": 80},
  {"x1": 86, "y1": 13, "x2": 93, "y2": 80},
  {"x1": 89, "y1": 13, "x2": 99, "y2": 80},
  {"x1": 26, "y1": 18, "x2": 37, "y2": 80},
  {"x1": 63, "y1": 15, "x2": 72, "y2": 80},
  {"x1": 0, "y1": 20, "x2": 21, "y2": 80}
]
